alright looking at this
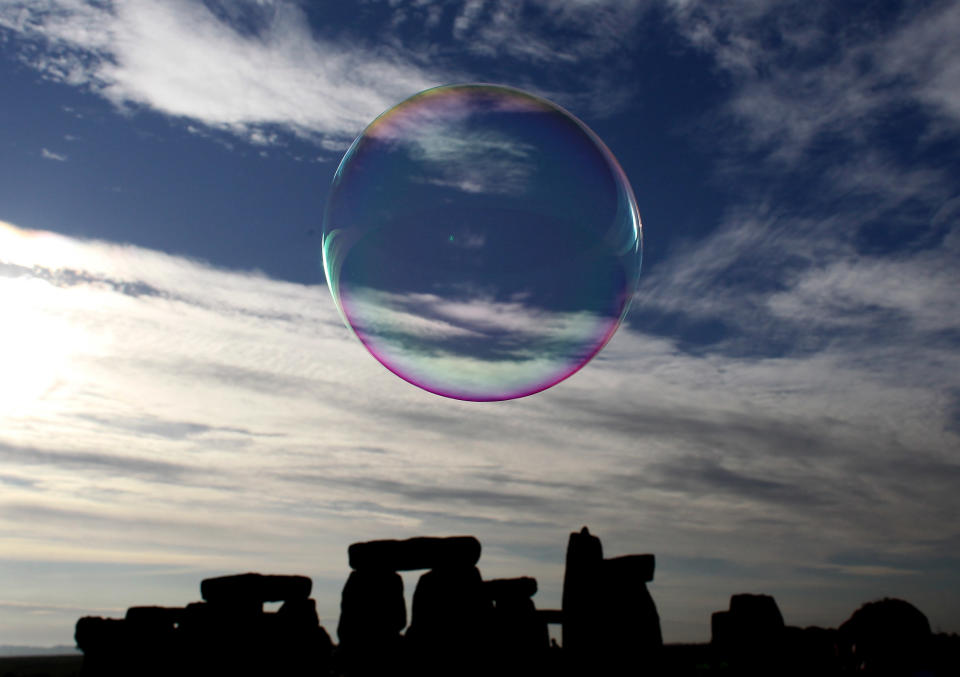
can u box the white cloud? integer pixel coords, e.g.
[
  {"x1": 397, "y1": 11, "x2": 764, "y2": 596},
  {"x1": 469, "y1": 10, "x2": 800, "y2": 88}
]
[
  {"x1": 0, "y1": 0, "x2": 444, "y2": 146},
  {"x1": 40, "y1": 148, "x2": 67, "y2": 161},
  {"x1": 0, "y1": 0, "x2": 658, "y2": 150},
  {"x1": 663, "y1": 1, "x2": 960, "y2": 161}
]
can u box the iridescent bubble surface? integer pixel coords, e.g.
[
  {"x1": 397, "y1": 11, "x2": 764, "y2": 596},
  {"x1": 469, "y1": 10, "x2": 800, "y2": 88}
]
[{"x1": 322, "y1": 84, "x2": 642, "y2": 401}]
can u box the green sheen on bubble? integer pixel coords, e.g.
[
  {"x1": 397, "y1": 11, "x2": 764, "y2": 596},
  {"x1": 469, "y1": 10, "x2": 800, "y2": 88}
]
[{"x1": 321, "y1": 84, "x2": 642, "y2": 402}]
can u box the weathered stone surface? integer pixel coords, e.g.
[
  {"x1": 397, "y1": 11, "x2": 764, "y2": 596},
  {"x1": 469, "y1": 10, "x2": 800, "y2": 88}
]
[
  {"x1": 485, "y1": 576, "x2": 537, "y2": 601},
  {"x1": 603, "y1": 553, "x2": 655, "y2": 583},
  {"x1": 348, "y1": 536, "x2": 481, "y2": 571},
  {"x1": 337, "y1": 569, "x2": 407, "y2": 644},
  {"x1": 200, "y1": 572, "x2": 311, "y2": 604}
]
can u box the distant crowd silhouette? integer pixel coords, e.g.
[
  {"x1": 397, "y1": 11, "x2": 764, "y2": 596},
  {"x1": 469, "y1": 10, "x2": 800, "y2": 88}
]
[{"x1": 74, "y1": 527, "x2": 959, "y2": 676}]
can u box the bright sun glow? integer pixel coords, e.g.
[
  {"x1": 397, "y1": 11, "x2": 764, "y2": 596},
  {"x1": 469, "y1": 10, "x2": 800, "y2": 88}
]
[
  {"x1": 0, "y1": 222, "x2": 100, "y2": 419},
  {"x1": 0, "y1": 278, "x2": 74, "y2": 415}
]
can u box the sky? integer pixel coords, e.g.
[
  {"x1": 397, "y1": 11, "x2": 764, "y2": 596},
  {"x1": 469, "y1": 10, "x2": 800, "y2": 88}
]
[{"x1": 1, "y1": 0, "x2": 959, "y2": 647}]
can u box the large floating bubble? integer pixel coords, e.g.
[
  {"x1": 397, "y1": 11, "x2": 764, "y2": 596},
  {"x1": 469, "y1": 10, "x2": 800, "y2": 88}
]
[{"x1": 322, "y1": 84, "x2": 642, "y2": 401}]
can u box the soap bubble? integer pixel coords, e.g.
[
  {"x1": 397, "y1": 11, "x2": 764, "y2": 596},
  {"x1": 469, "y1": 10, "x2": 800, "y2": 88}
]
[{"x1": 322, "y1": 84, "x2": 642, "y2": 401}]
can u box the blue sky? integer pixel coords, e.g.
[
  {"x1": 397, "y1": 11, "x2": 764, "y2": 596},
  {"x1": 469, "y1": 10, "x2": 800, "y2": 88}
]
[{"x1": 1, "y1": 0, "x2": 959, "y2": 646}]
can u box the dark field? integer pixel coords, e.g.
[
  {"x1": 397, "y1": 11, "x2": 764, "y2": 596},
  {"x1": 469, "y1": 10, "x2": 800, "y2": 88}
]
[
  {"x1": 0, "y1": 654, "x2": 81, "y2": 677},
  {"x1": 1, "y1": 646, "x2": 708, "y2": 677},
  {"x1": 0, "y1": 645, "x2": 721, "y2": 677}
]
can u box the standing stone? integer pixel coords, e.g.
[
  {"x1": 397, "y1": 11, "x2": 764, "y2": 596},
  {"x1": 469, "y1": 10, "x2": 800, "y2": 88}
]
[
  {"x1": 269, "y1": 598, "x2": 333, "y2": 676},
  {"x1": 561, "y1": 527, "x2": 663, "y2": 675},
  {"x1": 839, "y1": 598, "x2": 932, "y2": 676},
  {"x1": 561, "y1": 526, "x2": 603, "y2": 656},
  {"x1": 487, "y1": 577, "x2": 548, "y2": 673},
  {"x1": 338, "y1": 569, "x2": 407, "y2": 677},
  {"x1": 76, "y1": 617, "x2": 131, "y2": 677},
  {"x1": 407, "y1": 565, "x2": 494, "y2": 677},
  {"x1": 600, "y1": 556, "x2": 662, "y2": 646},
  {"x1": 712, "y1": 593, "x2": 786, "y2": 676},
  {"x1": 338, "y1": 569, "x2": 407, "y2": 642},
  {"x1": 781, "y1": 626, "x2": 839, "y2": 677},
  {"x1": 348, "y1": 536, "x2": 481, "y2": 571},
  {"x1": 596, "y1": 553, "x2": 662, "y2": 674},
  {"x1": 124, "y1": 607, "x2": 182, "y2": 676}
]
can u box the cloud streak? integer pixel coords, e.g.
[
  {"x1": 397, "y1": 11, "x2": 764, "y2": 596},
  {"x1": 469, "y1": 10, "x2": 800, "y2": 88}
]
[{"x1": 0, "y1": 0, "x2": 443, "y2": 147}]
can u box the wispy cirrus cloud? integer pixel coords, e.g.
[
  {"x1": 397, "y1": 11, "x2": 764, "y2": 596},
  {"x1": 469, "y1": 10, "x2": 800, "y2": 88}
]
[
  {"x1": 0, "y1": 0, "x2": 444, "y2": 148},
  {"x1": 0, "y1": 0, "x2": 655, "y2": 150}
]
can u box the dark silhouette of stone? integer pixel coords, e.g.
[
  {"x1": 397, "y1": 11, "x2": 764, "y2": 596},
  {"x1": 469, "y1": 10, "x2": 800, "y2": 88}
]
[
  {"x1": 603, "y1": 553, "x2": 655, "y2": 582},
  {"x1": 200, "y1": 572, "x2": 311, "y2": 604},
  {"x1": 348, "y1": 535, "x2": 481, "y2": 571},
  {"x1": 124, "y1": 605, "x2": 183, "y2": 626},
  {"x1": 72, "y1": 574, "x2": 335, "y2": 677},
  {"x1": 337, "y1": 569, "x2": 406, "y2": 676},
  {"x1": 711, "y1": 609, "x2": 732, "y2": 647},
  {"x1": 407, "y1": 565, "x2": 494, "y2": 677},
  {"x1": 122, "y1": 606, "x2": 182, "y2": 676},
  {"x1": 598, "y1": 551, "x2": 663, "y2": 673},
  {"x1": 838, "y1": 597, "x2": 932, "y2": 675},
  {"x1": 485, "y1": 576, "x2": 538, "y2": 601},
  {"x1": 931, "y1": 632, "x2": 960, "y2": 677},
  {"x1": 270, "y1": 598, "x2": 334, "y2": 675},
  {"x1": 561, "y1": 526, "x2": 603, "y2": 656},
  {"x1": 487, "y1": 577, "x2": 548, "y2": 673},
  {"x1": 781, "y1": 625, "x2": 840, "y2": 677},
  {"x1": 338, "y1": 569, "x2": 407, "y2": 642},
  {"x1": 711, "y1": 593, "x2": 786, "y2": 675},
  {"x1": 75, "y1": 617, "x2": 131, "y2": 677},
  {"x1": 561, "y1": 527, "x2": 662, "y2": 674},
  {"x1": 729, "y1": 593, "x2": 785, "y2": 629},
  {"x1": 537, "y1": 608, "x2": 564, "y2": 625}
]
